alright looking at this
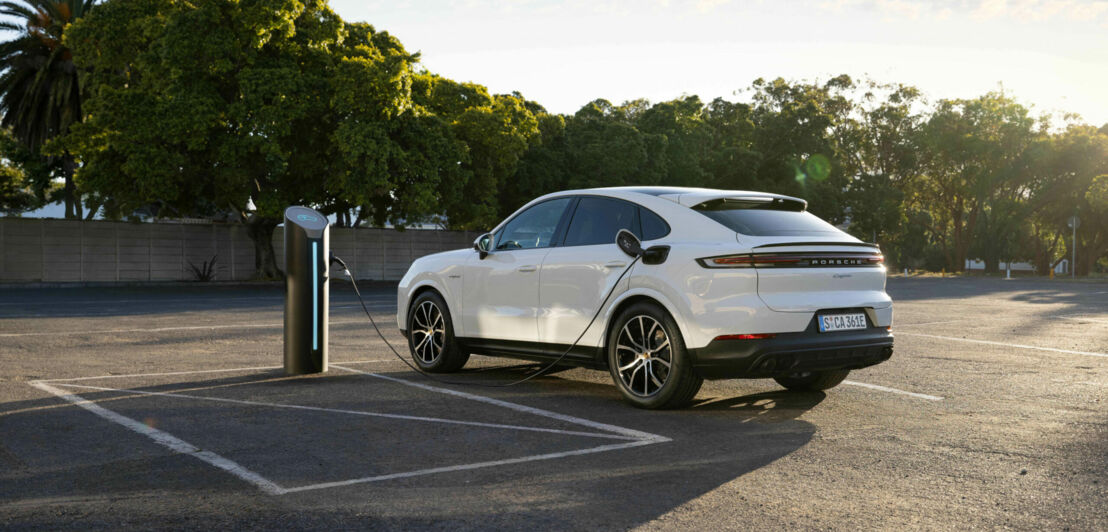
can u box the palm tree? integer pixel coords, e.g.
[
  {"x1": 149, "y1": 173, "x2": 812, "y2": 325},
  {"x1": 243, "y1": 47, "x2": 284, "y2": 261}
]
[{"x1": 0, "y1": 0, "x2": 95, "y2": 218}]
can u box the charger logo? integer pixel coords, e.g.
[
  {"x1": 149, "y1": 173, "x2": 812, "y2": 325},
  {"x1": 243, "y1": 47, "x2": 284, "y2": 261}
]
[{"x1": 296, "y1": 214, "x2": 319, "y2": 223}]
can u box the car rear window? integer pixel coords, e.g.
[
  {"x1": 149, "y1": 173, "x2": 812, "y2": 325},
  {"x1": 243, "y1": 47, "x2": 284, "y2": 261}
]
[{"x1": 692, "y1": 198, "x2": 844, "y2": 236}]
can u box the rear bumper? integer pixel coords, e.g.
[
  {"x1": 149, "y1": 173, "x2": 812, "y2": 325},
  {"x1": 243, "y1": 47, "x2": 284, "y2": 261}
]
[{"x1": 689, "y1": 313, "x2": 894, "y2": 380}]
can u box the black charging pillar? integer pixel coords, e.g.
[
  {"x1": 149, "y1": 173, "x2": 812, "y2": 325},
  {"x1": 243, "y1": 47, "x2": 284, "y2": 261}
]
[{"x1": 283, "y1": 206, "x2": 329, "y2": 375}]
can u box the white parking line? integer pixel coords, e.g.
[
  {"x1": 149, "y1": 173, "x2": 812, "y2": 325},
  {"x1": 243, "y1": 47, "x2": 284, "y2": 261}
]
[
  {"x1": 281, "y1": 440, "x2": 656, "y2": 493},
  {"x1": 31, "y1": 362, "x2": 669, "y2": 495},
  {"x1": 37, "y1": 359, "x2": 392, "y2": 383},
  {"x1": 29, "y1": 381, "x2": 286, "y2": 495},
  {"x1": 334, "y1": 365, "x2": 668, "y2": 442},
  {"x1": 1059, "y1": 316, "x2": 1108, "y2": 325},
  {"x1": 898, "y1": 332, "x2": 1108, "y2": 358},
  {"x1": 842, "y1": 380, "x2": 943, "y2": 401},
  {"x1": 894, "y1": 320, "x2": 963, "y2": 327},
  {"x1": 50, "y1": 382, "x2": 637, "y2": 441}
]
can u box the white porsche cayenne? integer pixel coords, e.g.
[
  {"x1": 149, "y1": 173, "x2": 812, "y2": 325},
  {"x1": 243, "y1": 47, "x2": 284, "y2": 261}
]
[{"x1": 398, "y1": 187, "x2": 893, "y2": 409}]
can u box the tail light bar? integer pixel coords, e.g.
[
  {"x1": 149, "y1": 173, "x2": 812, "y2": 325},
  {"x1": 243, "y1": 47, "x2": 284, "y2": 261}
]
[
  {"x1": 697, "y1": 252, "x2": 884, "y2": 269},
  {"x1": 714, "y1": 333, "x2": 777, "y2": 341}
]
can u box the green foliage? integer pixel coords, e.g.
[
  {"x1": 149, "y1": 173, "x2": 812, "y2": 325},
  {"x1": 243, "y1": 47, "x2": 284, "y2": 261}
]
[
  {"x1": 0, "y1": 0, "x2": 94, "y2": 218},
  {"x1": 64, "y1": 0, "x2": 473, "y2": 275},
  {"x1": 186, "y1": 254, "x2": 220, "y2": 282},
  {"x1": 0, "y1": 128, "x2": 54, "y2": 209},
  {"x1": 1030, "y1": 126, "x2": 1108, "y2": 275},
  {"x1": 0, "y1": 159, "x2": 35, "y2": 214},
  {"x1": 29, "y1": 0, "x2": 1106, "y2": 276},
  {"x1": 445, "y1": 93, "x2": 540, "y2": 229},
  {"x1": 913, "y1": 92, "x2": 1040, "y2": 271}
]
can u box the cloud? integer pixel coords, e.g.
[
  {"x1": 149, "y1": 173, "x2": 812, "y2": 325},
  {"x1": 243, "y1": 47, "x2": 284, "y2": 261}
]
[
  {"x1": 972, "y1": 0, "x2": 1108, "y2": 22},
  {"x1": 876, "y1": 0, "x2": 924, "y2": 18},
  {"x1": 696, "y1": 0, "x2": 732, "y2": 12},
  {"x1": 813, "y1": 0, "x2": 1108, "y2": 24},
  {"x1": 970, "y1": 0, "x2": 1008, "y2": 20}
]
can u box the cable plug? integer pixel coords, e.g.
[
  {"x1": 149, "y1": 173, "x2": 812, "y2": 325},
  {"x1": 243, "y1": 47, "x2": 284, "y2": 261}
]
[{"x1": 330, "y1": 252, "x2": 353, "y2": 278}]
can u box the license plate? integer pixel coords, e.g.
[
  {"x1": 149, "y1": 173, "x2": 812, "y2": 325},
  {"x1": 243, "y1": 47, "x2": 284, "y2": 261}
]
[{"x1": 818, "y1": 313, "x2": 868, "y2": 332}]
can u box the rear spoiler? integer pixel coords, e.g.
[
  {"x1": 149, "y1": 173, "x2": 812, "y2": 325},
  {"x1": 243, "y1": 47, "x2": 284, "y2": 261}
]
[
  {"x1": 753, "y1": 241, "x2": 880, "y2": 249},
  {"x1": 693, "y1": 196, "x2": 807, "y2": 212}
]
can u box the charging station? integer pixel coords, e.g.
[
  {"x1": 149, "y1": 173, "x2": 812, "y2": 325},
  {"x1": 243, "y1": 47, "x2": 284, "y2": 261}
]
[{"x1": 284, "y1": 206, "x2": 329, "y2": 375}]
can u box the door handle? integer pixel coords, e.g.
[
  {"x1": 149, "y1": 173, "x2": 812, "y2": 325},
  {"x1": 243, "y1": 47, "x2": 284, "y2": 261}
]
[
  {"x1": 517, "y1": 265, "x2": 537, "y2": 272},
  {"x1": 604, "y1": 261, "x2": 627, "y2": 269}
]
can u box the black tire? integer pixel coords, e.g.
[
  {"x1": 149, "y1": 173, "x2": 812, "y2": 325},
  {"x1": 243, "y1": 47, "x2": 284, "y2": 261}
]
[
  {"x1": 774, "y1": 369, "x2": 850, "y2": 391},
  {"x1": 407, "y1": 291, "x2": 469, "y2": 373},
  {"x1": 607, "y1": 302, "x2": 702, "y2": 409}
]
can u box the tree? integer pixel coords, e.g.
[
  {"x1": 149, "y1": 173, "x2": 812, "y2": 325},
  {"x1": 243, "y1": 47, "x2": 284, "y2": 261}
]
[
  {"x1": 701, "y1": 97, "x2": 758, "y2": 190},
  {"x1": 1029, "y1": 125, "x2": 1108, "y2": 275},
  {"x1": 0, "y1": 157, "x2": 35, "y2": 214},
  {"x1": 329, "y1": 25, "x2": 468, "y2": 230},
  {"x1": 65, "y1": 0, "x2": 349, "y2": 276},
  {"x1": 0, "y1": 0, "x2": 94, "y2": 218},
  {"x1": 564, "y1": 100, "x2": 659, "y2": 191},
  {"x1": 912, "y1": 93, "x2": 1038, "y2": 271},
  {"x1": 503, "y1": 112, "x2": 569, "y2": 214},
  {"x1": 634, "y1": 95, "x2": 711, "y2": 187},
  {"x1": 746, "y1": 75, "x2": 860, "y2": 224},
  {"x1": 65, "y1": 0, "x2": 457, "y2": 277},
  {"x1": 446, "y1": 93, "x2": 539, "y2": 229},
  {"x1": 0, "y1": 127, "x2": 51, "y2": 212},
  {"x1": 843, "y1": 82, "x2": 922, "y2": 263}
]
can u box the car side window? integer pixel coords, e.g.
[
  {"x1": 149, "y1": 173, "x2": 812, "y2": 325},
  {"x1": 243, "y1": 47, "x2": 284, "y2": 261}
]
[
  {"x1": 563, "y1": 197, "x2": 639, "y2": 247},
  {"x1": 639, "y1": 207, "x2": 670, "y2": 240},
  {"x1": 494, "y1": 198, "x2": 572, "y2": 251}
]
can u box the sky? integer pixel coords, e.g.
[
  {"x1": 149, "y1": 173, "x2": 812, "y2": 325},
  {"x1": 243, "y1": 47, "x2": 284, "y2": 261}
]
[{"x1": 329, "y1": 0, "x2": 1108, "y2": 126}]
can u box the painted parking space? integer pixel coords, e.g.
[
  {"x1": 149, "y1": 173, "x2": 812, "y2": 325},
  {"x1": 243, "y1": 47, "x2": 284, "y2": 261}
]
[{"x1": 2, "y1": 278, "x2": 1106, "y2": 529}]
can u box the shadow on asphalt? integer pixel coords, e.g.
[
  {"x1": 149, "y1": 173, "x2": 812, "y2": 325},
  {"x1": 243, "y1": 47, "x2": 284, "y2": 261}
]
[
  {"x1": 2, "y1": 367, "x2": 823, "y2": 529},
  {"x1": 888, "y1": 277, "x2": 1107, "y2": 305},
  {"x1": 690, "y1": 390, "x2": 827, "y2": 422}
]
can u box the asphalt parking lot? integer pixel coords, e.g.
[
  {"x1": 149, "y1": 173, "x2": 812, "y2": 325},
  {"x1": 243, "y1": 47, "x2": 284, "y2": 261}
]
[{"x1": 1, "y1": 277, "x2": 1106, "y2": 530}]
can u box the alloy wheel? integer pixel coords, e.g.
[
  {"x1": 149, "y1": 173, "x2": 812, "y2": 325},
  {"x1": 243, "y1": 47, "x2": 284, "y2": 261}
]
[
  {"x1": 615, "y1": 315, "x2": 672, "y2": 397},
  {"x1": 411, "y1": 300, "x2": 445, "y2": 364}
]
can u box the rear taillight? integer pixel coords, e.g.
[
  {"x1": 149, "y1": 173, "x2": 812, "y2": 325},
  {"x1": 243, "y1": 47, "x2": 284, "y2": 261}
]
[
  {"x1": 697, "y1": 252, "x2": 883, "y2": 269},
  {"x1": 714, "y1": 333, "x2": 777, "y2": 341}
]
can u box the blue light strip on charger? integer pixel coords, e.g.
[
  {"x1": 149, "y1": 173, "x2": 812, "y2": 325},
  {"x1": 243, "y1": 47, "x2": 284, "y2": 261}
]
[{"x1": 312, "y1": 241, "x2": 318, "y2": 351}]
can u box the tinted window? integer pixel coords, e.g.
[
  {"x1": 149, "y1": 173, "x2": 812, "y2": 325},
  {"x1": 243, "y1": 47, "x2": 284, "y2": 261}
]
[
  {"x1": 693, "y1": 199, "x2": 843, "y2": 236},
  {"x1": 639, "y1": 208, "x2": 669, "y2": 240},
  {"x1": 495, "y1": 198, "x2": 571, "y2": 250},
  {"x1": 564, "y1": 197, "x2": 638, "y2": 247}
]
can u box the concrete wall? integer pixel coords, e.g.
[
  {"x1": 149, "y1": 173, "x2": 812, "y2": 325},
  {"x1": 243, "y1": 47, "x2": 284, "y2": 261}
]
[{"x1": 0, "y1": 218, "x2": 476, "y2": 283}]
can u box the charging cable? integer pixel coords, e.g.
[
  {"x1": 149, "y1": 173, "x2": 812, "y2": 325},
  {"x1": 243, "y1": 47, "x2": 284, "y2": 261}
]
[{"x1": 331, "y1": 254, "x2": 639, "y2": 388}]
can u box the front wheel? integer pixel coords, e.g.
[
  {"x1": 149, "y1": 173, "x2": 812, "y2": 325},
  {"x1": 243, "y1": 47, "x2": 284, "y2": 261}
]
[
  {"x1": 774, "y1": 369, "x2": 850, "y2": 391},
  {"x1": 407, "y1": 292, "x2": 469, "y2": 373},
  {"x1": 607, "y1": 302, "x2": 702, "y2": 409}
]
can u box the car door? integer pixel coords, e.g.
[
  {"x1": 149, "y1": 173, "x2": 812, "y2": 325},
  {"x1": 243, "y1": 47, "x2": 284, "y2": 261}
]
[
  {"x1": 460, "y1": 197, "x2": 574, "y2": 342},
  {"x1": 537, "y1": 196, "x2": 640, "y2": 347}
]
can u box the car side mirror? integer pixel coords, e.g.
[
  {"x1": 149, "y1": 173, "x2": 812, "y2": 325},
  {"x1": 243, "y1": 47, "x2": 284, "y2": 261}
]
[
  {"x1": 474, "y1": 233, "x2": 493, "y2": 259},
  {"x1": 616, "y1": 229, "x2": 643, "y2": 258}
]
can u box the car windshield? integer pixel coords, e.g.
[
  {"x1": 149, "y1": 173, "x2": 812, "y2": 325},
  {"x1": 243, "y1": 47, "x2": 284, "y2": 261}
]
[{"x1": 692, "y1": 198, "x2": 844, "y2": 237}]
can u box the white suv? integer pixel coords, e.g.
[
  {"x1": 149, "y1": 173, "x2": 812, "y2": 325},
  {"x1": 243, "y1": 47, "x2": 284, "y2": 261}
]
[{"x1": 398, "y1": 187, "x2": 893, "y2": 408}]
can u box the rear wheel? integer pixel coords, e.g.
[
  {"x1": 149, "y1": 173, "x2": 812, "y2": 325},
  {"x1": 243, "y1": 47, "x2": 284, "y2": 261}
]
[
  {"x1": 774, "y1": 369, "x2": 850, "y2": 391},
  {"x1": 607, "y1": 302, "x2": 702, "y2": 409},
  {"x1": 407, "y1": 292, "x2": 469, "y2": 373}
]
